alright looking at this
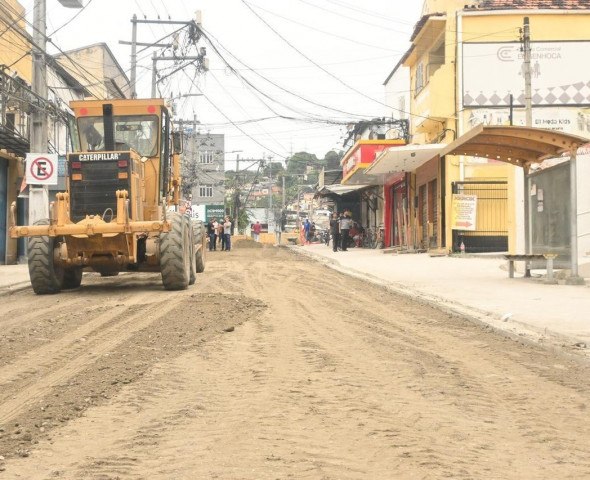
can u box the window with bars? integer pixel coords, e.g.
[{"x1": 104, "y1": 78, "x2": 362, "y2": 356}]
[
  {"x1": 199, "y1": 150, "x2": 215, "y2": 164},
  {"x1": 199, "y1": 184, "x2": 213, "y2": 197}
]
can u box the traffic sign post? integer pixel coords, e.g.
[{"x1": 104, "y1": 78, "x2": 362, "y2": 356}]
[{"x1": 26, "y1": 153, "x2": 57, "y2": 226}]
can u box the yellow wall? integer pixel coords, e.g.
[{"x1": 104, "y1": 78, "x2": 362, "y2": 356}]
[
  {"x1": 463, "y1": 12, "x2": 590, "y2": 43},
  {"x1": 0, "y1": 0, "x2": 32, "y2": 81}
]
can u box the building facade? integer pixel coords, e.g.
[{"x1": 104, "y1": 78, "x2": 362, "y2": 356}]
[
  {"x1": 379, "y1": 0, "x2": 590, "y2": 259},
  {"x1": 187, "y1": 132, "x2": 225, "y2": 209}
]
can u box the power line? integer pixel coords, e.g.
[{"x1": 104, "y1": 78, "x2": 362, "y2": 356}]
[
  {"x1": 200, "y1": 26, "x2": 375, "y2": 120},
  {"x1": 246, "y1": 1, "x2": 404, "y2": 53},
  {"x1": 240, "y1": 0, "x2": 444, "y2": 125},
  {"x1": 323, "y1": 0, "x2": 415, "y2": 26},
  {"x1": 49, "y1": 0, "x2": 94, "y2": 36},
  {"x1": 208, "y1": 70, "x2": 289, "y2": 154},
  {"x1": 182, "y1": 69, "x2": 288, "y2": 160},
  {"x1": 0, "y1": 2, "x2": 109, "y2": 100},
  {"x1": 293, "y1": 0, "x2": 413, "y2": 35}
]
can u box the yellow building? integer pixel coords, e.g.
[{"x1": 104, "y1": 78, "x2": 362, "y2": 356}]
[
  {"x1": 0, "y1": 0, "x2": 32, "y2": 80},
  {"x1": 393, "y1": 0, "x2": 590, "y2": 253},
  {"x1": 0, "y1": 1, "x2": 130, "y2": 264}
]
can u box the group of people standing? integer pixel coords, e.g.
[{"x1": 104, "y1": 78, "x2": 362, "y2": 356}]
[
  {"x1": 329, "y1": 210, "x2": 353, "y2": 252},
  {"x1": 206, "y1": 216, "x2": 233, "y2": 252}
]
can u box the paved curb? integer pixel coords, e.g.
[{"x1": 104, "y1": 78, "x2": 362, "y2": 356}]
[{"x1": 289, "y1": 246, "x2": 590, "y2": 363}]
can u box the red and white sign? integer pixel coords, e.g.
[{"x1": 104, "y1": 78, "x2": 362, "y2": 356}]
[{"x1": 26, "y1": 153, "x2": 58, "y2": 185}]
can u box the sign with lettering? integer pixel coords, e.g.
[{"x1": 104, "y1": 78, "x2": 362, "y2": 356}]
[
  {"x1": 463, "y1": 41, "x2": 590, "y2": 107},
  {"x1": 451, "y1": 194, "x2": 477, "y2": 231}
]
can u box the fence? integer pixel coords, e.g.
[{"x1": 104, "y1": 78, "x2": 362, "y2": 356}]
[{"x1": 452, "y1": 181, "x2": 508, "y2": 253}]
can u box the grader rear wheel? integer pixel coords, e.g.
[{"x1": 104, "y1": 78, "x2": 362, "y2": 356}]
[
  {"x1": 160, "y1": 213, "x2": 191, "y2": 290},
  {"x1": 194, "y1": 220, "x2": 206, "y2": 274},
  {"x1": 27, "y1": 220, "x2": 64, "y2": 295},
  {"x1": 62, "y1": 268, "x2": 83, "y2": 289}
]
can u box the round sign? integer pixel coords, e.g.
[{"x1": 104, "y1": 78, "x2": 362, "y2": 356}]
[{"x1": 29, "y1": 156, "x2": 54, "y2": 181}]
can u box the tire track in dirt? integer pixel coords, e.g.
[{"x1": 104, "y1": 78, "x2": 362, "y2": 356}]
[
  {"x1": 227, "y1": 248, "x2": 590, "y2": 477},
  {"x1": 279, "y1": 253, "x2": 590, "y2": 477},
  {"x1": 0, "y1": 290, "x2": 158, "y2": 389},
  {"x1": 2, "y1": 247, "x2": 590, "y2": 479},
  {"x1": 0, "y1": 294, "x2": 179, "y2": 426}
]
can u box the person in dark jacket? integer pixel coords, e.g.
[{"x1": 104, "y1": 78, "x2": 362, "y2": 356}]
[
  {"x1": 339, "y1": 211, "x2": 353, "y2": 251},
  {"x1": 329, "y1": 212, "x2": 340, "y2": 252},
  {"x1": 207, "y1": 217, "x2": 218, "y2": 251}
]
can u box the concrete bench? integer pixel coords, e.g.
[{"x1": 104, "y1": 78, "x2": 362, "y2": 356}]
[{"x1": 503, "y1": 253, "x2": 558, "y2": 282}]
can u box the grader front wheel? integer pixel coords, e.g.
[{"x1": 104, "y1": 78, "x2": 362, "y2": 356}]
[{"x1": 27, "y1": 220, "x2": 64, "y2": 295}]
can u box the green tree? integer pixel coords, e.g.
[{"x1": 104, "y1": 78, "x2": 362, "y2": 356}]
[
  {"x1": 323, "y1": 150, "x2": 343, "y2": 171},
  {"x1": 286, "y1": 151, "x2": 318, "y2": 175},
  {"x1": 262, "y1": 161, "x2": 285, "y2": 181}
]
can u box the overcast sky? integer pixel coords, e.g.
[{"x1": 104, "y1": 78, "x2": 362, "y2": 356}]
[{"x1": 23, "y1": 0, "x2": 424, "y2": 166}]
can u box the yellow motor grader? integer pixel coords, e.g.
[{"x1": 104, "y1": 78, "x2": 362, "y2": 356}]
[{"x1": 10, "y1": 98, "x2": 206, "y2": 294}]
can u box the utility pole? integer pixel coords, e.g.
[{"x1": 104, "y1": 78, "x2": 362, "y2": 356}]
[
  {"x1": 29, "y1": 0, "x2": 83, "y2": 226},
  {"x1": 151, "y1": 54, "x2": 207, "y2": 98},
  {"x1": 523, "y1": 17, "x2": 532, "y2": 127},
  {"x1": 130, "y1": 14, "x2": 138, "y2": 98},
  {"x1": 123, "y1": 12, "x2": 203, "y2": 99},
  {"x1": 151, "y1": 51, "x2": 157, "y2": 98},
  {"x1": 521, "y1": 16, "x2": 533, "y2": 258},
  {"x1": 268, "y1": 156, "x2": 273, "y2": 228},
  {"x1": 29, "y1": 0, "x2": 49, "y2": 225}
]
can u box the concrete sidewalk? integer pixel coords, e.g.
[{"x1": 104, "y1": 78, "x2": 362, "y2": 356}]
[
  {"x1": 290, "y1": 243, "x2": 590, "y2": 354},
  {"x1": 0, "y1": 263, "x2": 31, "y2": 295}
]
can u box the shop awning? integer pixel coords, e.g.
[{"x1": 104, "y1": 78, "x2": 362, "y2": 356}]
[
  {"x1": 443, "y1": 124, "x2": 590, "y2": 279},
  {"x1": 364, "y1": 143, "x2": 445, "y2": 176},
  {"x1": 441, "y1": 124, "x2": 588, "y2": 170},
  {"x1": 319, "y1": 184, "x2": 370, "y2": 196}
]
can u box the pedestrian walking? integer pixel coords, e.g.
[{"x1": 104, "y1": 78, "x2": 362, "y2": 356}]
[
  {"x1": 207, "y1": 217, "x2": 218, "y2": 251},
  {"x1": 303, "y1": 218, "x2": 311, "y2": 245},
  {"x1": 329, "y1": 212, "x2": 340, "y2": 252},
  {"x1": 217, "y1": 221, "x2": 225, "y2": 250},
  {"x1": 252, "y1": 221, "x2": 262, "y2": 242},
  {"x1": 339, "y1": 211, "x2": 352, "y2": 251},
  {"x1": 223, "y1": 215, "x2": 232, "y2": 251},
  {"x1": 274, "y1": 221, "x2": 282, "y2": 246}
]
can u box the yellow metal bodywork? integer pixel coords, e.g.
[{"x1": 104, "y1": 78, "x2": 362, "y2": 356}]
[{"x1": 9, "y1": 98, "x2": 192, "y2": 273}]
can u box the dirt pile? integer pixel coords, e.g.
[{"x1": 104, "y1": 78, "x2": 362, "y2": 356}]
[{"x1": 232, "y1": 238, "x2": 264, "y2": 248}]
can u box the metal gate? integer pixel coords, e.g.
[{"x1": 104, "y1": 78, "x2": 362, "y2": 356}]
[{"x1": 452, "y1": 181, "x2": 508, "y2": 253}]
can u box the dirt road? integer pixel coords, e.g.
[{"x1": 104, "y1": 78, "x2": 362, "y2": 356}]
[{"x1": 1, "y1": 244, "x2": 590, "y2": 479}]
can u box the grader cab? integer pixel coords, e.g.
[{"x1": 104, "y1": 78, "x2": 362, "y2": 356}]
[{"x1": 10, "y1": 99, "x2": 206, "y2": 294}]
